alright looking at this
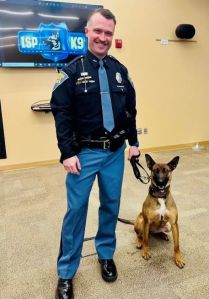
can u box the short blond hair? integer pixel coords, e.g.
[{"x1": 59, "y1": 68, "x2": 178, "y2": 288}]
[{"x1": 87, "y1": 8, "x2": 116, "y2": 26}]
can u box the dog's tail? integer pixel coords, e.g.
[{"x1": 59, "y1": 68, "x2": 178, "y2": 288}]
[{"x1": 118, "y1": 217, "x2": 135, "y2": 225}]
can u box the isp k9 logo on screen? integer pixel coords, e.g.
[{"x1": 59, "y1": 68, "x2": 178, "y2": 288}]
[{"x1": 18, "y1": 23, "x2": 87, "y2": 62}]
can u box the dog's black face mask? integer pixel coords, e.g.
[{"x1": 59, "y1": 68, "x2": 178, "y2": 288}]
[{"x1": 152, "y1": 166, "x2": 170, "y2": 188}]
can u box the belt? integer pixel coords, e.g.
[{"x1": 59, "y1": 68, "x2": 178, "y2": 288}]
[
  {"x1": 80, "y1": 130, "x2": 126, "y2": 151},
  {"x1": 80, "y1": 138, "x2": 111, "y2": 149}
]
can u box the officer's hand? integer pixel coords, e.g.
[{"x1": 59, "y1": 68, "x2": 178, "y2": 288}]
[
  {"x1": 63, "y1": 156, "x2": 81, "y2": 175},
  {"x1": 128, "y1": 146, "x2": 140, "y2": 160}
]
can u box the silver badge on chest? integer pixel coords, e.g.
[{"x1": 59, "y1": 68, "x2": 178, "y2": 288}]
[{"x1": 116, "y1": 72, "x2": 122, "y2": 84}]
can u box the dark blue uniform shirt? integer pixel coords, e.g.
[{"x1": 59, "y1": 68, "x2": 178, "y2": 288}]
[{"x1": 50, "y1": 50, "x2": 138, "y2": 162}]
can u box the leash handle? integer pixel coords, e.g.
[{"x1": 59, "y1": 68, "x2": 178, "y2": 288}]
[{"x1": 130, "y1": 155, "x2": 151, "y2": 184}]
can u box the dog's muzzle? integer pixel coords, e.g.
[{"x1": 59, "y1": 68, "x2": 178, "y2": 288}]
[{"x1": 153, "y1": 176, "x2": 169, "y2": 188}]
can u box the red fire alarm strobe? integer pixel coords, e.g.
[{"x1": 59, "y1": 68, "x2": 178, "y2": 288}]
[{"x1": 115, "y1": 39, "x2": 122, "y2": 48}]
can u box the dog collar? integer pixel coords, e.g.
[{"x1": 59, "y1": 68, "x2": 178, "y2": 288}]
[{"x1": 149, "y1": 185, "x2": 170, "y2": 198}]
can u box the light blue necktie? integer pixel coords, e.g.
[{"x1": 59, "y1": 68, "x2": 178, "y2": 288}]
[{"x1": 98, "y1": 59, "x2": 115, "y2": 132}]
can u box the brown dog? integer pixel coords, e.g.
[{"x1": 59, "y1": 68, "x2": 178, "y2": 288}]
[{"x1": 119, "y1": 154, "x2": 185, "y2": 269}]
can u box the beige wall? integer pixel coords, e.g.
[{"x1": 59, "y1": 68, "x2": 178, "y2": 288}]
[{"x1": 0, "y1": 0, "x2": 208, "y2": 168}]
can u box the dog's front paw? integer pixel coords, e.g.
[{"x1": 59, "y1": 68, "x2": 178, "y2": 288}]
[
  {"x1": 136, "y1": 237, "x2": 143, "y2": 249},
  {"x1": 136, "y1": 244, "x2": 143, "y2": 249},
  {"x1": 142, "y1": 250, "x2": 151, "y2": 260},
  {"x1": 175, "y1": 256, "x2": 185, "y2": 269}
]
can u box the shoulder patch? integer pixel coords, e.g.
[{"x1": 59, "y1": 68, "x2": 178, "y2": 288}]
[{"x1": 53, "y1": 70, "x2": 69, "y2": 91}]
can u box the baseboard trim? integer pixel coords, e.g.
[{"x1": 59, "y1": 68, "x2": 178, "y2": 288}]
[
  {"x1": 0, "y1": 159, "x2": 59, "y2": 172},
  {"x1": 1, "y1": 141, "x2": 208, "y2": 172},
  {"x1": 139, "y1": 141, "x2": 209, "y2": 154}
]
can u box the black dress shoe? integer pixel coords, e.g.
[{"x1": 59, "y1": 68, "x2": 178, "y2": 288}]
[
  {"x1": 98, "y1": 259, "x2": 118, "y2": 282},
  {"x1": 55, "y1": 278, "x2": 74, "y2": 299}
]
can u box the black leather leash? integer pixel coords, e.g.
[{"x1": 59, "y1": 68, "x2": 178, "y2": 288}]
[{"x1": 130, "y1": 155, "x2": 151, "y2": 184}]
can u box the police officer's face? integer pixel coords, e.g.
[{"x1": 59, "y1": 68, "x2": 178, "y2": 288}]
[{"x1": 85, "y1": 13, "x2": 115, "y2": 59}]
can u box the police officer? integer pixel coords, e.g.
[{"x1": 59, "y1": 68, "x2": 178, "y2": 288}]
[{"x1": 51, "y1": 8, "x2": 140, "y2": 299}]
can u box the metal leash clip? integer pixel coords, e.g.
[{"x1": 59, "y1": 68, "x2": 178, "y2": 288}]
[{"x1": 130, "y1": 155, "x2": 151, "y2": 184}]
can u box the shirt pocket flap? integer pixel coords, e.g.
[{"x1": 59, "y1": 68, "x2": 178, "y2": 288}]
[{"x1": 111, "y1": 85, "x2": 127, "y2": 94}]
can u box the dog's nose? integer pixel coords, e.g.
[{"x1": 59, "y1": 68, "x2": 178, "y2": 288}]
[
  {"x1": 154, "y1": 176, "x2": 169, "y2": 187},
  {"x1": 157, "y1": 181, "x2": 166, "y2": 187}
]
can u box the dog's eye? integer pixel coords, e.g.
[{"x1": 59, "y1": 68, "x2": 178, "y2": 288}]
[
  {"x1": 162, "y1": 168, "x2": 168, "y2": 173},
  {"x1": 156, "y1": 168, "x2": 160, "y2": 173}
]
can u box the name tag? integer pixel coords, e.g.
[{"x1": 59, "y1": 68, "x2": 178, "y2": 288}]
[{"x1": 81, "y1": 72, "x2": 88, "y2": 76}]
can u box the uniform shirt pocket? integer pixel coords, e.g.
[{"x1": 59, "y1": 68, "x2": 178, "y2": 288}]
[
  {"x1": 111, "y1": 85, "x2": 128, "y2": 109},
  {"x1": 74, "y1": 83, "x2": 101, "y2": 118},
  {"x1": 74, "y1": 79, "x2": 100, "y2": 95}
]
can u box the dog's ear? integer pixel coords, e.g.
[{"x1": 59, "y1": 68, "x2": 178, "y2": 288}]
[
  {"x1": 167, "y1": 156, "x2": 180, "y2": 171},
  {"x1": 145, "y1": 154, "x2": 156, "y2": 170}
]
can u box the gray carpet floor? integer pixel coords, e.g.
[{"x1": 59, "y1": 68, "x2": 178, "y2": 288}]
[{"x1": 0, "y1": 147, "x2": 209, "y2": 299}]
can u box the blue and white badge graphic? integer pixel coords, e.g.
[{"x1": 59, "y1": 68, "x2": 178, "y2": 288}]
[{"x1": 18, "y1": 23, "x2": 87, "y2": 62}]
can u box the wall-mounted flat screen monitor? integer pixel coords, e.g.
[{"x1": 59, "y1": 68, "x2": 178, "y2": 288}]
[{"x1": 0, "y1": 0, "x2": 102, "y2": 68}]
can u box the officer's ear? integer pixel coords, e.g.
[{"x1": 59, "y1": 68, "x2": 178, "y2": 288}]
[{"x1": 84, "y1": 26, "x2": 89, "y2": 37}]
